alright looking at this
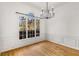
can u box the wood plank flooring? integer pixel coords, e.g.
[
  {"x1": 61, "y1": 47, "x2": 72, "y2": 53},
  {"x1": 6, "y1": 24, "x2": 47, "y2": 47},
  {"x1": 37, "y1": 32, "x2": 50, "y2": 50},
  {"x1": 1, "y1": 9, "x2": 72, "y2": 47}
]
[{"x1": 1, "y1": 40, "x2": 79, "y2": 56}]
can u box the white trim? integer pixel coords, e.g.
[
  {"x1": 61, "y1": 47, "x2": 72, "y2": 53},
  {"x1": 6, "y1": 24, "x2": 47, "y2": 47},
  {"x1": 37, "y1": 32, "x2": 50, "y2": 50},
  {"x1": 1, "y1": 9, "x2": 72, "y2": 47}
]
[{"x1": 48, "y1": 39, "x2": 79, "y2": 50}]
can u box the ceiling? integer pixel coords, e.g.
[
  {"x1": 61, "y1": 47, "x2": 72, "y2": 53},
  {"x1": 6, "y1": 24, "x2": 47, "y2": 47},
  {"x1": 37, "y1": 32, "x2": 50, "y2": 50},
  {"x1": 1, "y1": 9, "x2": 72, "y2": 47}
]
[{"x1": 26, "y1": 2, "x2": 68, "y2": 10}]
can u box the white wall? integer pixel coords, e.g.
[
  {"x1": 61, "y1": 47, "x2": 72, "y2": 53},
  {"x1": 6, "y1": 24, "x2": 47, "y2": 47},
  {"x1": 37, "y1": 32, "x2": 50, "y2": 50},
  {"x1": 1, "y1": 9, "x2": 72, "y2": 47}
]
[
  {"x1": 1, "y1": 2, "x2": 79, "y2": 52},
  {"x1": 0, "y1": 2, "x2": 45, "y2": 52},
  {"x1": 47, "y1": 2, "x2": 79, "y2": 50}
]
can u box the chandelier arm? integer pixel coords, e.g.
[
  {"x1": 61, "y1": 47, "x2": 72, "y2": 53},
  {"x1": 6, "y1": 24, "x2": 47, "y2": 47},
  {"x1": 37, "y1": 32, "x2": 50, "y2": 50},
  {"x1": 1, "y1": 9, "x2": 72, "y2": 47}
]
[
  {"x1": 46, "y1": 2, "x2": 48, "y2": 11},
  {"x1": 40, "y1": 2, "x2": 55, "y2": 19}
]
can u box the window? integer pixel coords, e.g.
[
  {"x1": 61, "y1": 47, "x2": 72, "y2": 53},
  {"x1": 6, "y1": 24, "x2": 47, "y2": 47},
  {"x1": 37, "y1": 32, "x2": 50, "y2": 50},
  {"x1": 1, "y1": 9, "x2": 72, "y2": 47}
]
[{"x1": 19, "y1": 15, "x2": 40, "y2": 39}]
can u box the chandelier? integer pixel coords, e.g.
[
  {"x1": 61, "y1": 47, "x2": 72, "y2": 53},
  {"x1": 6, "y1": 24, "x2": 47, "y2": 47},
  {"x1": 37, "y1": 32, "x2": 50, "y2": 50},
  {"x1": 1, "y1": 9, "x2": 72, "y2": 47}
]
[
  {"x1": 16, "y1": 2, "x2": 55, "y2": 19},
  {"x1": 40, "y1": 2, "x2": 55, "y2": 19}
]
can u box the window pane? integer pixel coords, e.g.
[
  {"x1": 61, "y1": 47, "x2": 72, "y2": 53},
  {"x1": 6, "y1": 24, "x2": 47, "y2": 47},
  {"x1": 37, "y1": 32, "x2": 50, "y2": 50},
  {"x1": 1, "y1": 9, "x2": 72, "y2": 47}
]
[
  {"x1": 19, "y1": 16, "x2": 26, "y2": 39},
  {"x1": 36, "y1": 19, "x2": 40, "y2": 36},
  {"x1": 28, "y1": 18, "x2": 35, "y2": 38}
]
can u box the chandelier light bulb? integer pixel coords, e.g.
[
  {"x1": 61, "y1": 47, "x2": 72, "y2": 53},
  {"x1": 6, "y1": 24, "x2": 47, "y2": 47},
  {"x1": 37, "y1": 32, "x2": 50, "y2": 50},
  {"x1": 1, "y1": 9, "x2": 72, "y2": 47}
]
[{"x1": 40, "y1": 2, "x2": 55, "y2": 19}]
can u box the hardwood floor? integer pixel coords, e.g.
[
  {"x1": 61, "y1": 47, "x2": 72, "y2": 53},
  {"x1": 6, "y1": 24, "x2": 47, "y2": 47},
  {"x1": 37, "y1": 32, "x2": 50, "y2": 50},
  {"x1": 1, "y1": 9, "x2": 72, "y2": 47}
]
[{"x1": 1, "y1": 40, "x2": 79, "y2": 56}]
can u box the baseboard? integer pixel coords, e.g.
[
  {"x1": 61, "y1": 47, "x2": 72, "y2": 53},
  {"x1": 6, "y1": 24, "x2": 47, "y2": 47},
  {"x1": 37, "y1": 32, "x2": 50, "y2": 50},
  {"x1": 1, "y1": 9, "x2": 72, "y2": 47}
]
[
  {"x1": 1, "y1": 39, "x2": 79, "y2": 54},
  {"x1": 0, "y1": 39, "x2": 47, "y2": 54}
]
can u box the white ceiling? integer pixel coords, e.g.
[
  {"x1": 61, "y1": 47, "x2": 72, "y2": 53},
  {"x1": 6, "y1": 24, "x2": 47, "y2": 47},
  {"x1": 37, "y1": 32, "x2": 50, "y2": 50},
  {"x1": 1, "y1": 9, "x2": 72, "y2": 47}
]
[{"x1": 26, "y1": 2, "x2": 68, "y2": 10}]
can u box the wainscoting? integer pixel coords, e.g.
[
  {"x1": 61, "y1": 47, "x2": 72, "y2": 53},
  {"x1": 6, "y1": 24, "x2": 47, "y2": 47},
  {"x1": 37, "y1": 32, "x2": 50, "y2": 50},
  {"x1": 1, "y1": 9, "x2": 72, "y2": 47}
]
[{"x1": 48, "y1": 34, "x2": 79, "y2": 50}]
